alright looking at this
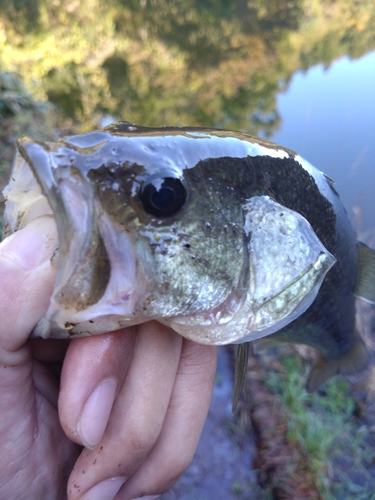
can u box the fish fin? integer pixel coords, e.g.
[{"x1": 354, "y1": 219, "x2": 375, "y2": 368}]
[
  {"x1": 306, "y1": 336, "x2": 370, "y2": 393},
  {"x1": 356, "y1": 242, "x2": 375, "y2": 303},
  {"x1": 232, "y1": 342, "x2": 249, "y2": 413}
]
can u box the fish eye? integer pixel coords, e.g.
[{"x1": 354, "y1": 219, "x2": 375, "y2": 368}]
[{"x1": 141, "y1": 176, "x2": 187, "y2": 217}]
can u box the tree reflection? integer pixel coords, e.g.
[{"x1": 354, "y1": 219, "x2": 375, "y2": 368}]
[{"x1": 0, "y1": 0, "x2": 374, "y2": 134}]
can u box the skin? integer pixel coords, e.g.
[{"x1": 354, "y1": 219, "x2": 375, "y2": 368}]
[{"x1": 0, "y1": 218, "x2": 217, "y2": 500}]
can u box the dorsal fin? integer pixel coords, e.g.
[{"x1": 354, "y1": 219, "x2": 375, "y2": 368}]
[{"x1": 356, "y1": 242, "x2": 375, "y2": 304}]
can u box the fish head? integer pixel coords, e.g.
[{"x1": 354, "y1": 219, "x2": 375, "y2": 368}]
[{"x1": 3, "y1": 122, "x2": 336, "y2": 344}]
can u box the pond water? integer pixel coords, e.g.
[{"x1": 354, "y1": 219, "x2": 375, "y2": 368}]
[{"x1": 269, "y1": 50, "x2": 375, "y2": 242}]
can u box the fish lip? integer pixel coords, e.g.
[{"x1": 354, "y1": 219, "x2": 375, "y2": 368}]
[{"x1": 17, "y1": 139, "x2": 108, "y2": 311}]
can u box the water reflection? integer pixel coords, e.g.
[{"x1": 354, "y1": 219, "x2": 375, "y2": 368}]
[
  {"x1": 1, "y1": 0, "x2": 375, "y2": 135},
  {"x1": 270, "y1": 51, "x2": 375, "y2": 239}
]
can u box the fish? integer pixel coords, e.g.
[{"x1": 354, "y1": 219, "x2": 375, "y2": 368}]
[{"x1": 3, "y1": 121, "x2": 375, "y2": 410}]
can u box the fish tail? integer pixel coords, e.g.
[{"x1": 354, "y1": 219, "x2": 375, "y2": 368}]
[{"x1": 306, "y1": 335, "x2": 370, "y2": 393}]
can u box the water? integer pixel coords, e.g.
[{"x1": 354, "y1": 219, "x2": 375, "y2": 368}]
[{"x1": 270, "y1": 50, "x2": 375, "y2": 241}]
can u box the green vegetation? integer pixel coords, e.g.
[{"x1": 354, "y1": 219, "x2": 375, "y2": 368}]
[
  {"x1": 265, "y1": 353, "x2": 375, "y2": 499},
  {"x1": 0, "y1": 72, "x2": 54, "y2": 170},
  {"x1": 0, "y1": 71, "x2": 55, "y2": 234},
  {"x1": 1, "y1": 1, "x2": 374, "y2": 234},
  {"x1": 0, "y1": 0, "x2": 374, "y2": 135}
]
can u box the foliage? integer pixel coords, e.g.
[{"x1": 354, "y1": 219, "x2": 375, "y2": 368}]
[
  {"x1": 0, "y1": 71, "x2": 55, "y2": 235},
  {"x1": 0, "y1": 0, "x2": 374, "y2": 135},
  {"x1": 265, "y1": 353, "x2": 375, "y2": 499}
]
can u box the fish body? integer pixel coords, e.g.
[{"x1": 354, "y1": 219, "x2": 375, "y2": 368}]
[{"x1": 3, "y1": 121, "x2": 374, "y2": 396}]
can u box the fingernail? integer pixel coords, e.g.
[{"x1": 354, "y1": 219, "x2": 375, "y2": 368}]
[
  {"x1": 130, "y1": 496, "x2": 160, "y2": 500},
  {"x1": 77, "y1": 378, "x2": 117, "y2": 449},
  {"x1": 0, "y1": 215, "x2": 57, "y2": 270},
  {"x1": 80, "y1": 476, "x2": 126, "y2": 500}
]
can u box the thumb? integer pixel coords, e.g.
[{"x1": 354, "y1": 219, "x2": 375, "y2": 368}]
[
  {"x1": 0, "y1": 215, "x2": 57, "y2": 359},
  {"x1": 0, "y1": 216, "x2": 70, "y2": 492}
]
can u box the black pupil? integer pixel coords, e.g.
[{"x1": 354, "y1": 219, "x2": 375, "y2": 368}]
[
  {"x1": 141, "y1": 177, "x2": 186, "y2": 217},
  {"x1": 151, "y1": 185, "x2": 175, "y2": 210}
]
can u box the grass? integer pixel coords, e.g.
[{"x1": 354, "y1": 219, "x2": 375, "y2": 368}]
[{"x1": 264, "y1": 351, "x2": 375, "y2": 499}]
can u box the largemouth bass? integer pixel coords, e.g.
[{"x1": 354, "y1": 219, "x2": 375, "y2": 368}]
[{"x1": 3, "y1": 121, "x2": 375, "y2": 406}]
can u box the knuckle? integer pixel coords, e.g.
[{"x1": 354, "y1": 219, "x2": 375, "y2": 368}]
[
  {"x1": 129, "y1": 427, "x2": 156, "y2": 456},
  {"x1": 180, "y1": 341, "x2": 218, "y2": 375}
]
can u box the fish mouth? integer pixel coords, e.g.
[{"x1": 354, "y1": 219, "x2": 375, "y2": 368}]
[{"x1": 4, "y1": 138, "x2": 145, "y2": 338}]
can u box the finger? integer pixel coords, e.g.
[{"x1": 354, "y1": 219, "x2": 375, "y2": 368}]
[
  {"x1": 119, "y1": 340, "x2": 217, "y2": 500},
  {"x1": 0, "y1": 216, "x2": 57, "y2": 402},
  {"x1": 66, "y1": 321, "x2": 182, "y2": 500},
  {"x1": 0, "y1": 215, "x2": 57, "y2": 354},
  {"x1": 0, "y1": 216, "x2": 64, "y2": 479},
  {"x1": 59, "y1": 328, "x2": 136, "y2": 447}
]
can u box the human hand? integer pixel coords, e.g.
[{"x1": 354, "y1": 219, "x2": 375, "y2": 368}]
[{"x1": 0, "y1": 216, "x2": 217, "y2": 500}]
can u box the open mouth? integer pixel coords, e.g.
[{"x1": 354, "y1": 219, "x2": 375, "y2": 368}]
[{"x1": 4, "y1": 138, "x2": 143, "y2": 339}]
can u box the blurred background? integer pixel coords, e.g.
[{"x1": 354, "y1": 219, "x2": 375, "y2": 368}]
[{"x1": 1, "y1": 2, "x2": 375, "y2": 498}]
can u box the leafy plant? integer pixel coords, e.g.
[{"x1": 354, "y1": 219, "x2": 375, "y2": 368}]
[{"x1": 265, "y1": 352, "x2": 375, "y2": 499}]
